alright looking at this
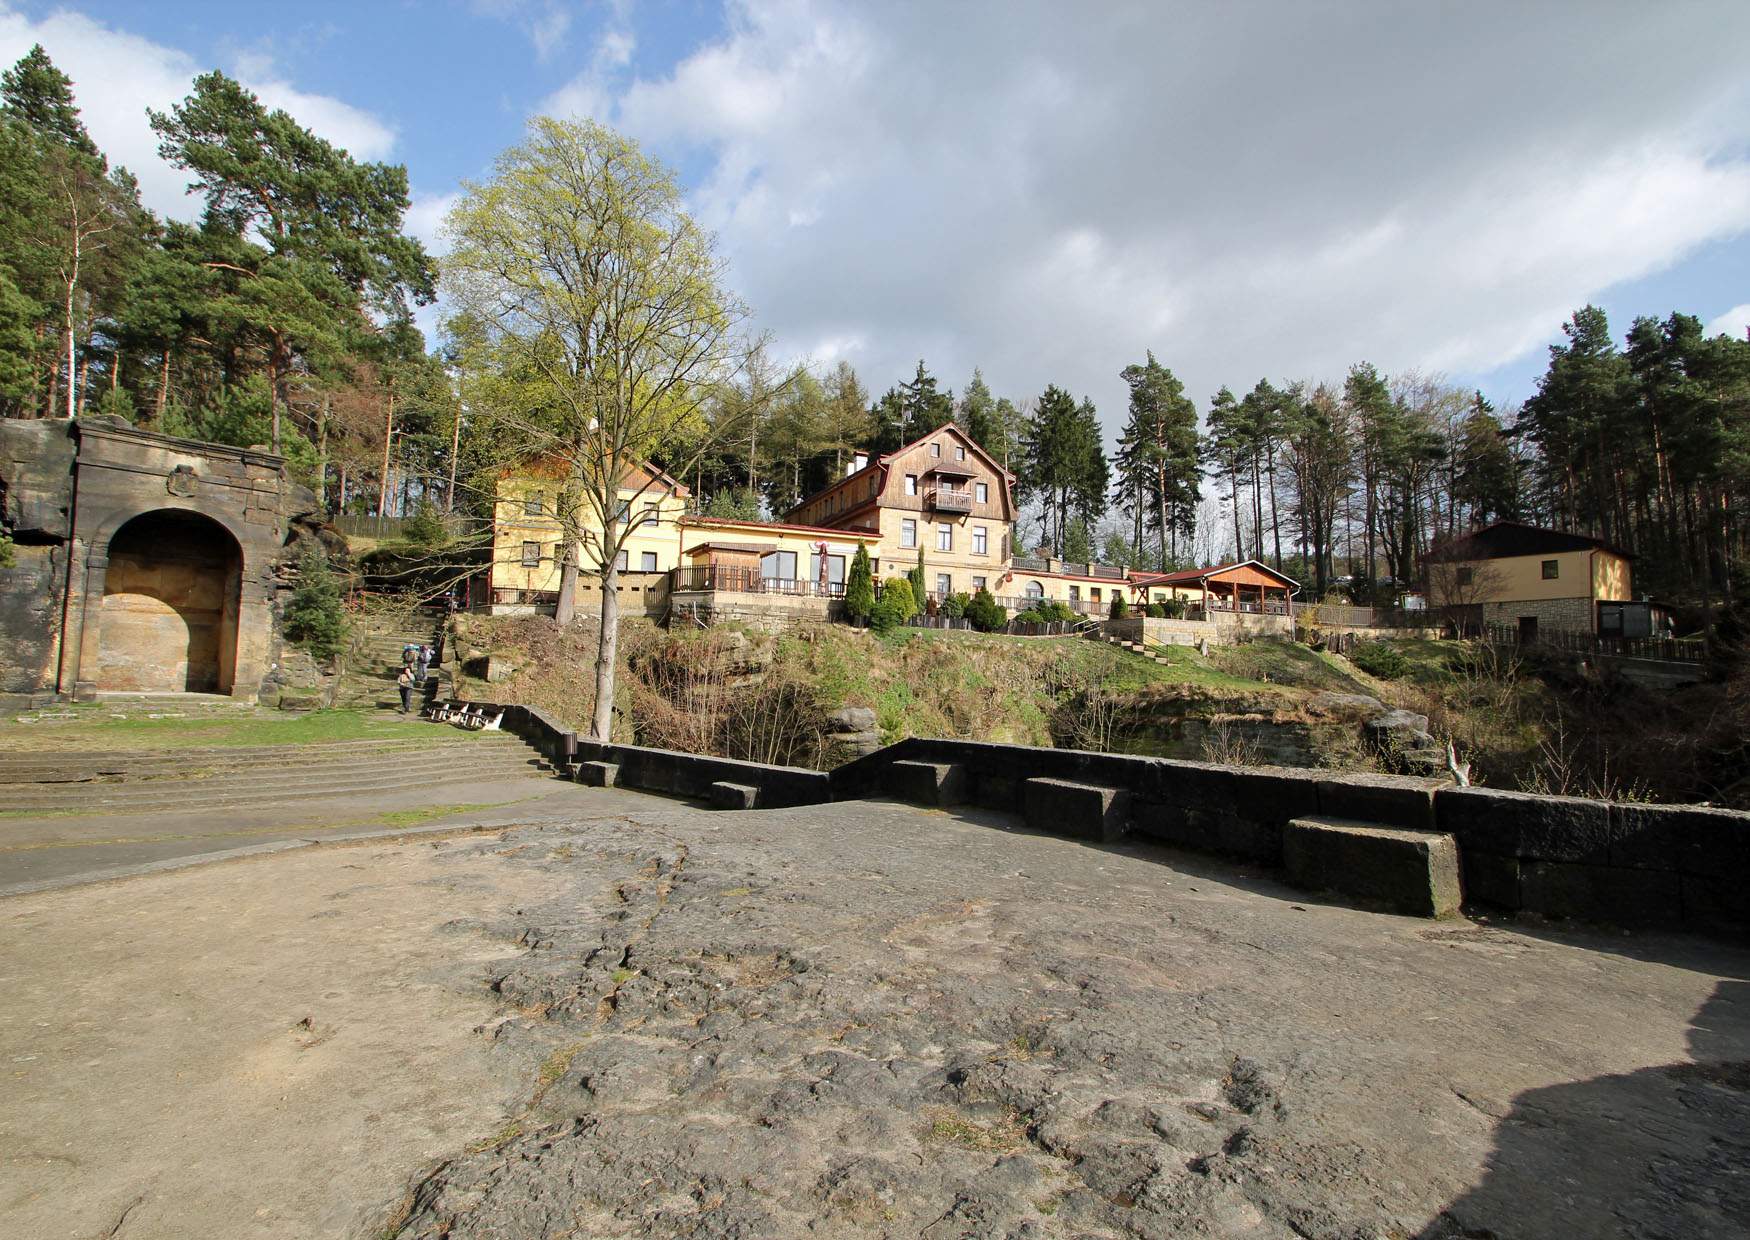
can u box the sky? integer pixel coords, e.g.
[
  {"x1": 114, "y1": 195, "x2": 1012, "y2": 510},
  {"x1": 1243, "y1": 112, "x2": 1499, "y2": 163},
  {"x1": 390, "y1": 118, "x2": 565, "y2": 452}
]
[{"x1": 3, "y1": 0, "x2": 1749, "y2": 442}]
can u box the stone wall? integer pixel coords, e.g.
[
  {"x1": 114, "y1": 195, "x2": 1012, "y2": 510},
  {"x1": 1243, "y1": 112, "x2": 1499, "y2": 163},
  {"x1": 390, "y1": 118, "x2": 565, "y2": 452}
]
[
  {"x1": 1482, "y1": 596, "x2": 1594, "y2": 633},
  {"x1": 829, "y1": 738, "x2": 1749, "y2": 936},
  {"x1": 1106, "y1": 612, "x2": 1295, "y2": 648},
  {"x1": 0, "y1": 417, "x2": 316, "y2": 703}
]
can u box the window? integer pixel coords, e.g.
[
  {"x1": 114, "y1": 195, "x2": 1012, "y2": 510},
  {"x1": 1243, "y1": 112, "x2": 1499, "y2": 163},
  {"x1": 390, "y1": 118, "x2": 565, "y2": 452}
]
[
  {"x1": 1456, "y1": 567, "x2": 1474, "y2": 587},
  {"x1": 640, "y1": 551, "x2": 658, "y2": 572},
  {"x1": 523, "y1": 492, "x2": 543, "y2": 517},
  {"x1": 1025, "y1": 580, "x2": 1044, "y2": 599},
  {"x1": 929, "y1": 442, "x2": 941, "y2": 457},
  {"x1": 955, "y1": 445, "x2": 966, "y2": 461},
  {"x1": 937, "y1": 523, "x2": 952, "y2": 551},
  {"x1": 615, "y1": 550, "x2": 629, "y2": 572},
  {"x1": 809, "y1": 552, "x2": 846, "y2": 586},
  {"x1": 975, "y1": 481, "x2": 988, "y2": 504},
  {"x1": 900, "y1": 519, "x2": 917, "y2": 548},
  {"x1": 973, "y1": 526, "x2": 988, "y2": 555},
  {"x1": 1091, "y1": 588, "x2": 1102, "y2": 603},
  {"x1": 971, "y1": 576, "x2": 986, "y2": 592},
  {"x1": 936, "y1": 573, "x2": 952, "y2": 596},
  {"x1": 761, "y1": 550, "x2": 798, "y2": 581},
  {"x1": 641, "y1": 501, "x2": 660, "y2": 527},
  {"x1": 904, "y1": 473, "x2": 917, "y2": 496},
  {"x1": 1541, "y1": 559, "x2": 1559, "y2": 580},
  {"x1": 520, "y1": 540, "x2": 541, "y2": 567},
  {"x1": 1069, "y1": 585, "x2": 1081, "y2": 603}
]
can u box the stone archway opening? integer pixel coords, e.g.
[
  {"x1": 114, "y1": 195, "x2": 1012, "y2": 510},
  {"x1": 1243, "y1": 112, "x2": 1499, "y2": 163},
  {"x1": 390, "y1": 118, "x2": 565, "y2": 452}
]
[{"x1": 96, "y1": 510, "x2": 242, "y2": 694}]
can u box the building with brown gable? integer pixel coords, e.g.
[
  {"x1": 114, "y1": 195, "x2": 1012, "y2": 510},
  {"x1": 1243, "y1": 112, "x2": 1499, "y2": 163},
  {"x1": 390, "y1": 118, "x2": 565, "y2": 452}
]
[{"x1": 783, "y1": 423, "x2": 1018, "y2": 601}]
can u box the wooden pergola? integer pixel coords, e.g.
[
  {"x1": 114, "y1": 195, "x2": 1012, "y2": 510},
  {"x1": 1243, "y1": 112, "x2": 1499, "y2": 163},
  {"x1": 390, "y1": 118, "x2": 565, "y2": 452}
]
[{"x1": 1132, "y1": 560, "x2": 1300, "y2": 617}]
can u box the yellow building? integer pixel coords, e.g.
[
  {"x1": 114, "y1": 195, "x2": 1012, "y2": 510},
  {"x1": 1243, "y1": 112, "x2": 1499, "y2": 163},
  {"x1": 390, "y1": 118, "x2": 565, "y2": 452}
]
[
  {"x1": 1426, "y1": 521, "x2": 1633, "y2": 636},
  {"x1": 783, "y1": 423, "x2": 1018, "y2": 602},
  {"x1": 490, "y1": 462, "x2": 691, "y2": 611}
]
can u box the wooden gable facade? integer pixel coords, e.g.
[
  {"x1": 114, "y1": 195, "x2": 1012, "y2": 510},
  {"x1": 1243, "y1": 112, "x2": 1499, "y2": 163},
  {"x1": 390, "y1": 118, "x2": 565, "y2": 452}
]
[{"x1": 785, "y1": 423, "x2": 1016, "y2": 531}]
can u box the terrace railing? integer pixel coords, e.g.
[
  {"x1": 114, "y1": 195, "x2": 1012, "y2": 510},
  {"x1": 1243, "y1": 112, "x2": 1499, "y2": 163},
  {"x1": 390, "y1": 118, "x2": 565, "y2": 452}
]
[
  {"x1": 1482, "y1": 622, "x2": 1705, "y2": 666},
  {"x1": 672, "y1": 565, "x2": 846, "y2": 598}
]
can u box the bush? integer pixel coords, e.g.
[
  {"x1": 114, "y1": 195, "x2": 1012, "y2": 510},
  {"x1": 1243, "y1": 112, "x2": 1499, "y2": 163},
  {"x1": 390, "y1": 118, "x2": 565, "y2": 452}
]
[
  {"x1": 871, "y1": 576, "x2": 919, "y2": 631},
  {"x1": 402, "y1": 500, "x2": 450, "y2": 549},
  {"x1": 943, "y1": 591, "x2": 970, "y2": 620},
  {"x1": 1350, "y1": 640, "x2": 1410, "y2": 680},
  {"x1": 1109, "y1": 593, "x2": 1129, "y2": 619},
  {"x1": 843, "y1": 544, "x2": 875, "y2": 623},
  {"x1": 1161, "y1": 598, "x2": 1186, "y2": 619},
  {"x1": 283, "y1": 546, "x2": 347, "y2": 660},
  {"x1": 1144, "y1": 602, "x2": 1165, "y2": 619},
  {"x1": 907, "y1": 549, "x2": 926, "y2": 609},
  {"x1": 1016, "y1": 600, "x2": 1076, "y2": 624},
  {"x1": 964, "y1": 587, "x2": 1007, "y2": 632}
]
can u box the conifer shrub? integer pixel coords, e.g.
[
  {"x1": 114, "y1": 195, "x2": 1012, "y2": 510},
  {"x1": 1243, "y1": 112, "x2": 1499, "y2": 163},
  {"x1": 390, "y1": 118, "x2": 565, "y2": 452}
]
[
  {"x1": 283, "y1": 546, "x2": 347, "y2": 660},
  {"x1": 843, "y1": 544, "x2": 875, "y2": 623}
]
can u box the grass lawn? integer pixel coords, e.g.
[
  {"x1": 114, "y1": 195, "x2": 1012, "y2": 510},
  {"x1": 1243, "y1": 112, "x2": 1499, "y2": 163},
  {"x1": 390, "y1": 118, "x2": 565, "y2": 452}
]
[{"x1": 0, "y1": 708, "x2": 464, "y2": 752}]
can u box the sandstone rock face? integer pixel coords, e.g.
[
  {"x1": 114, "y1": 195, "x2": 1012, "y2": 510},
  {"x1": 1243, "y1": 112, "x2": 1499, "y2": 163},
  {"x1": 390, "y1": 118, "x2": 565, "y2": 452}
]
[{"x1": 827, "y1": 705, "x2": 878, "y2": 733}]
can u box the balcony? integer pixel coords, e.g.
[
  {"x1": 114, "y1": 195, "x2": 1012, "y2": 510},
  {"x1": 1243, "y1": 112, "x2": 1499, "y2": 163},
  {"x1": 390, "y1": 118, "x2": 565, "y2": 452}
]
[{"x1": 927, "y1": 486, "x2": 973, "y2": 514}]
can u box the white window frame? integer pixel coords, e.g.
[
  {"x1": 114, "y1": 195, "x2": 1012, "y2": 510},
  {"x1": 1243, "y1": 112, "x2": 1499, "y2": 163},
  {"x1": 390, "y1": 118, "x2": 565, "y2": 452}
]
[
  {"x1": 936, "y1": 572, "x2": 952, "y2": 596},
  {"x1": 929, "y1": 442, "x2": 940, "y2": 457},
  {"x1": 900, "y1": 519, "x2": 917, "y2": 548},
  {"x1": 640, "y1": 551, "x2": 658, "y2": 572},
  {"x1": 971, "y1": 576, "x2": 986, "y2": 592},
  {"x1": 937, "y1": 523, "x2": 952, "y2": 551},
  {"x1": 904, "y1": 473, "x2": 917, "y2": 496},
  {"x1": 975, "y1": 481, "x2": 988, "y2": 504},
  {"x1": 955, "y1": 445, "x2": 966, "y2": 461},
  {"x1": 973, "y1": 526, "x2": 988, "y2": 555}
]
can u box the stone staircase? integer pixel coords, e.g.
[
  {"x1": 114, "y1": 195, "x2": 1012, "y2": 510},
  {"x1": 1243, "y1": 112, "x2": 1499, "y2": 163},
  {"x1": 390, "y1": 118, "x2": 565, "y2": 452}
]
[
  {"x1": 0, "y1": 732, "x2": 544, "y2": 815},
  {"x1": 329, "y1": 611, "x2": 448, "y2": 712},
  {"x1": 1102, "y1": 632, "x2": 1181, "y2": 666}
]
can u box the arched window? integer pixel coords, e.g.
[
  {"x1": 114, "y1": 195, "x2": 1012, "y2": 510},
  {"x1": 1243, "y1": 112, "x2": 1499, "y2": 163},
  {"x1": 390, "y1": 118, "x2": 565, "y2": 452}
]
[{"x1": 1025, "y1": 580, "x2": 1044, "y2": 599}]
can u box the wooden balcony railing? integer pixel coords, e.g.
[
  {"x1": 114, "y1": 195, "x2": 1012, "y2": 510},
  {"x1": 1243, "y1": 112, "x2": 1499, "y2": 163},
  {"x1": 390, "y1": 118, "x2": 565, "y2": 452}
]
[
  {"x1": 927, "y1": 486, "x2": 973, "y2": 514},
  {"x1": 672, "y1": 565, "x2": 845, "y2": 598}
]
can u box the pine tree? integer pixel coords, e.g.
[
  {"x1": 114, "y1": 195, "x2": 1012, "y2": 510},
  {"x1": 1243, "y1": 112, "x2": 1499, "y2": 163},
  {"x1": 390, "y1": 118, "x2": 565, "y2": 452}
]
[{"x1": 844, "y1": 543, "x2": 874, "y2": 623}]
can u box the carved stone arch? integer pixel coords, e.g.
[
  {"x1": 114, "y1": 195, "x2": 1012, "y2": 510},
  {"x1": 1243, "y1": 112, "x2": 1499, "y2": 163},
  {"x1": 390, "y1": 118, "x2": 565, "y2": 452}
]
[{"x1": 93, "y1": 509, "x2": 245, "y2": 694}]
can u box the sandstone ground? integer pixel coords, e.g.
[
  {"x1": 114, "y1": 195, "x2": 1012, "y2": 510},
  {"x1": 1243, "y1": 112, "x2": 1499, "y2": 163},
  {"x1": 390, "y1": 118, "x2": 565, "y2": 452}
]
[{"x1": 2, "y1": 786, "x2": 1746, "y2": 1239}]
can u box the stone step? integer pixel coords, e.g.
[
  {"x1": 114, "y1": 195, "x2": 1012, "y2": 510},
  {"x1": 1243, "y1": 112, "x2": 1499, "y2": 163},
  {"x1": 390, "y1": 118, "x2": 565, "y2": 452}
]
[
  {"x1": 2, "y1": 750, "x2": 542, "y2": 800},
  {"x1": 0, "y1": 766, "x2": 554, "y2": 816},
  {"x1": 0, "y1": 749, "x2": 541, "y2": 795},
  {"x1": 0, "y1": 738, "x2": 526, "y2": 782}
]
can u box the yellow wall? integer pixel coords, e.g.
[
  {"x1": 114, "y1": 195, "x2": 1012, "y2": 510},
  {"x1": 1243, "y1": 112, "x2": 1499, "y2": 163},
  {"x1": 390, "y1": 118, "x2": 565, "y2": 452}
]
[
  {"x1": 1432, "y1": 549, "x2": 1632, "y2": 606},
  {"x1": 873, "y1": 507, "x2": 1009, "y2": 596},
  {"x1": 680, "y1": 520, "x2": 876, "y2": 573},
  {"x1": 492, "y1": 478, "x2": 687, "y2": 596}
]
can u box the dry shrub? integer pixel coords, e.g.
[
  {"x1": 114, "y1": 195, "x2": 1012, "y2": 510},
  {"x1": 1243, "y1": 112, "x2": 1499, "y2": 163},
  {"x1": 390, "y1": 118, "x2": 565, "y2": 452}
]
[{"x1": 1200, "y1": 719, "x2": 1262, "y2": 767}]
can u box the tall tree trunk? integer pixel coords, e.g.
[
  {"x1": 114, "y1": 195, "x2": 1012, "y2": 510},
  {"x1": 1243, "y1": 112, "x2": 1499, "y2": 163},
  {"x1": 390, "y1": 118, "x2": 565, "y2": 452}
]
[
  {"x1": 589, "y1": 558, "x2": 621, "y2": 740},
  {"x1": 155, "y1": 348, "x2": 171, "y2": 424},
  {"x1": 315, "y1": 396, "x2": 330, "y2": 512},
  {"x1": 554, "y1": 539, "x2": 579, "y2": 626},
  {"x1": 377, "y1": 393, "x2": 395, "y2": 522},
  {"x1": 1266, "y1": 454, "x2": 1282, "y2": 570},
  {"x1": 447, "y1": 399, "x2": 462, "y2": 512},
  {"x1": 1229, "y1": 469, "x2": 1243, "y2": 562},
  {"x1": 74, "y1": 351, "x2": 90, "y2": 415}
]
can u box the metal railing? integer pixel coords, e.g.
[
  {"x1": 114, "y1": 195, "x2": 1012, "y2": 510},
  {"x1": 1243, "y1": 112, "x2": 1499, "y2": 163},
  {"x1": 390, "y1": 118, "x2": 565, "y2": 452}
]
[{"x1": 672, "y1": 565, "x2": 846, "y2": 598}]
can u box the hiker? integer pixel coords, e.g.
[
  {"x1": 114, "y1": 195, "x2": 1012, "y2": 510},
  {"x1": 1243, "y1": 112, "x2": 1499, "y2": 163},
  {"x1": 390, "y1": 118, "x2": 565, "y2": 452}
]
[
  {"x1": 415, "y1": 644, "x2": 432, "y2": 682},
  {"x1": 402, "y1": 643, "x2": 417, "y2": 668},
  {"x1": 396, "y1": 664, "x2": 416, "y2": 714}
]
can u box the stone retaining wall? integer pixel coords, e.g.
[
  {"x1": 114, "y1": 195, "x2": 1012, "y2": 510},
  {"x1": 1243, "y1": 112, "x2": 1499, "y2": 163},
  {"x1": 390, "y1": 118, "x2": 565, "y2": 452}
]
[
  {"x1": 439, "y1": 704, "x2": 1748, "y2": 935},
  {"x1": 830, "y1": 738, "x2": 1749, "y2": 935}
]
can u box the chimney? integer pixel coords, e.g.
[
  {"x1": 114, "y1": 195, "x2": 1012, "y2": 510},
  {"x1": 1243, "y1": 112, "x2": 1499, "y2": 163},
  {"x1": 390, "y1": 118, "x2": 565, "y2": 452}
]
[{"x1": 850, "y1": 452, "x2": 869, "y2": 475}]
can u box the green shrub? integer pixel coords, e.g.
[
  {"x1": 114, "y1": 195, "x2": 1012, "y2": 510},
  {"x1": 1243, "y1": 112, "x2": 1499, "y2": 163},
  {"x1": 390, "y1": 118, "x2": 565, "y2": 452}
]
[
  {"x1": 1109, "y1": 593, "x2": 1129, "y2": 619},
  {"x1": 283, "y1": 546, "x2": 347, "y2": 660},
  {"x1": 0, "y1": 528, "x2": 13, "y2": 569},
  {"x1": 943, "y1": 591, "x2": 970, "y2": 619},
  {"x1": 402, "y1": 500, "x2": 449, "y2": 549},
  {"x1": 843, "y1": 544, "x2": 875, "y2": 623},
  {"x1": 1144, "y1": 602, "x2": 1165, "y2": 619},
  {"x1": 1161, "y1": 598, "x2": 1186, "y2": 619},
  {"x1": 964, "y1": 587, "x2": 1007, "y2": 632},
  {"x1": 1350, "y1": 641, "x2": 1410, "y2": 680},
  {"x1": 907, "y1": 548, "x2": 926, "y2": 608},
  {"x1": 871, "y1": 576, "x2": 919, "y2": 631}
]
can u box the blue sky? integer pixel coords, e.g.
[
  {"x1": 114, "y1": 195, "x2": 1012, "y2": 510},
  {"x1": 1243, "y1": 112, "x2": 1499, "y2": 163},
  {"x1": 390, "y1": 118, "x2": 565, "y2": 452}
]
[{"x1": 4, "y1": 1, "x2": 1748, "y2": 428}]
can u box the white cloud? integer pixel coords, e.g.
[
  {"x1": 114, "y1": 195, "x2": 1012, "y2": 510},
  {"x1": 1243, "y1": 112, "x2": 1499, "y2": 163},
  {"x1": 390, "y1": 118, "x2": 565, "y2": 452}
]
[
  {"x1": 1706, "y1": 303, "x2": 1750, "y2": 340},
  {"x1": 544, "y1": 0, "x2": 1750, "y2": 424},
  {"x1": 404, "y1": 190, "x2": 461, "y2": 255},
  {"x1": 0, "y1": 5, "x2": 397, "y2": 219}
]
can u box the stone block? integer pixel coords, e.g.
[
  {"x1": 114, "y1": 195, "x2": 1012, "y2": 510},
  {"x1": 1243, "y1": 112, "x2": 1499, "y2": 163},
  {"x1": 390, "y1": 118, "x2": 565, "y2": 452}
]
[
  {"x1": 1436, "y1": 785, "x2": 1610, "y2": 862},
  {"x1": 708, "y1": 781, "x2": 759, "y2": 810},
  {"x1": 576, "y1": 760, "x2": 619, "y2": 788},
  {"x1": 1229, "y1": 764, "x2": 1321, "y2": 826},
  {"x1": 1283, "y1": 817, "x2": 1462, "y2": 918},
  {"x1": 885, "y1": 760, "x2": 968, "y2": 807},
  {"x1": 1022, "y1": 777, "x2": 1132, "y2": 844},
  {"x1": 1316, "y1": 772, "x2": 1440, "y2": 831},
  {"x1": 1461, "y1": 852, "x2": 1521, "y2": 910},
  {"x1": 1129, "y1": 798, "x2": 1197, "y2": 849},
  {"x1": 1611, "y1": 803, "x2": 1750, "y2": 875},
  {"x1": 1679, "y1": 876, "x2": 1750, "y2": 935},
  {"x1": 1519, "y1": 861, "x2": 1681, "y2": 927},
  {"x1": 1154, "y1": 760, "x2": 1240, "y2": 818}
]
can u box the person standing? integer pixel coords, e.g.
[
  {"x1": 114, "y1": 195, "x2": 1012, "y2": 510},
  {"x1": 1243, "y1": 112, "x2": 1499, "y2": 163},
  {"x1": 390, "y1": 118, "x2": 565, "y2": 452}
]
[{"x1": 396, "y1": 664, "x2": 416, "y2": 714}]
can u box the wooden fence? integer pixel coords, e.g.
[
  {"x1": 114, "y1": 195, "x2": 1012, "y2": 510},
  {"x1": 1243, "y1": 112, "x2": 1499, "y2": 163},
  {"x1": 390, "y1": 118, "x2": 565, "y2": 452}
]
[{"x1": 1481, "y1": 623, "x2": 1706, "y2": 666}]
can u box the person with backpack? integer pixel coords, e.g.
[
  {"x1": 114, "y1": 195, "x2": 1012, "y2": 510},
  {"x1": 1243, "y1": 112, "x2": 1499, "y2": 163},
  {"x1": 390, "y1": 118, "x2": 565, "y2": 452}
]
[{"x1": 396, "y1": 664, "x2": 416, "y2": 714}]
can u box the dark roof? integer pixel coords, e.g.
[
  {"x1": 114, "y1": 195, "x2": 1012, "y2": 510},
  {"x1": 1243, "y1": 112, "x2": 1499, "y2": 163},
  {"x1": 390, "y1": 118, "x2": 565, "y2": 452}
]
[{"x1": 1430, "y1": 521, "x2": 1632, "y2": 562}]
